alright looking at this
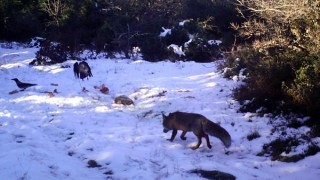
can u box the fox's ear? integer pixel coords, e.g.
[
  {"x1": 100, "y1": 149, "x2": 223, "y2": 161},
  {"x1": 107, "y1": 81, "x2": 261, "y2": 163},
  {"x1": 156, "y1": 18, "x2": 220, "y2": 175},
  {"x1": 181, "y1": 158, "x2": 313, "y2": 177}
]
[{"x1": 161, "y1": 112, "x2": 167, "y2": 119}]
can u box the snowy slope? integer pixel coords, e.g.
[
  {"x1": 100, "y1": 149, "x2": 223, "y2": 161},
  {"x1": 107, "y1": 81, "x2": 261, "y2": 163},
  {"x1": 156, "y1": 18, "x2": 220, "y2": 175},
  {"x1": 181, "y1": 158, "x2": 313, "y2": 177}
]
[{"x1": 0, "y1": 46, "x2": 319, "y2": 180}]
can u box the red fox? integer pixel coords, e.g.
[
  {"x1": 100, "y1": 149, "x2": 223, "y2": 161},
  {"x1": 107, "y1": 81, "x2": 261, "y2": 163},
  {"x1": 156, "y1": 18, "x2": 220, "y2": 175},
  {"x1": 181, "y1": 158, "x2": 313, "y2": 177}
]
[{"x1": 162, "y1": 111, "x2": 231, "y2": 150}]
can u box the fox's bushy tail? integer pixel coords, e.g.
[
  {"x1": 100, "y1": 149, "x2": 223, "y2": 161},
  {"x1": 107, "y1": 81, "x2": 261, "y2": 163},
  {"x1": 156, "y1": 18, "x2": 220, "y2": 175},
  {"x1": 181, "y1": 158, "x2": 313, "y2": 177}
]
[{"x1": 202, "y1": 119, "x2": 231, "y2": 148}]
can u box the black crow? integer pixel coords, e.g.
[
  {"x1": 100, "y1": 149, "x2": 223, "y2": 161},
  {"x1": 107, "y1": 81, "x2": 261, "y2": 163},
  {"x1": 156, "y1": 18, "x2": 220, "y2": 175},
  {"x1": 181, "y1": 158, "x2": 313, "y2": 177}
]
[
  {"x1": 11, "y1": 78, "x2": 37, "y2": 91},
  {"x1": 73, "y1": 61, "x2": 93, "y2": 80}
]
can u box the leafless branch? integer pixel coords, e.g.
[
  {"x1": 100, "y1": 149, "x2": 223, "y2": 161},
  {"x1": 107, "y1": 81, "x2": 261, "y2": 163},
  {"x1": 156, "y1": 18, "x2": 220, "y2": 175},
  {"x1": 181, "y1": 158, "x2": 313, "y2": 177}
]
[{"x1": 42, "y1": 0, "x2": 67, "y2": 27}]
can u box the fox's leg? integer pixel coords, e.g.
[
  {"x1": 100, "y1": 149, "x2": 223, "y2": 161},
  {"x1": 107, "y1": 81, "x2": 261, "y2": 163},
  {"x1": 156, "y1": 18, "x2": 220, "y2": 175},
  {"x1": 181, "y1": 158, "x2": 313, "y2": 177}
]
[
  {"x1": 180, "y1": 131, "x2": 187, "y2": 140},
  {"x1": 204, "y1": 134, "x2": 212, "y2": 149},
  {"x1": 168, "y1": 129, "x2": 177, "y2": 141},
  {"x1": 192, "y1": 135, "x2": 202, "y2": 150}
]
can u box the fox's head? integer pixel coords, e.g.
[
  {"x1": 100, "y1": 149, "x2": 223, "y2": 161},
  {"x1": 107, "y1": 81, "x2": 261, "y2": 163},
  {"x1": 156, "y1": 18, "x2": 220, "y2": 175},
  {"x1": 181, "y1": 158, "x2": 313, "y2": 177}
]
[{"x1": 162, "y1": 112, "x2": 173, "y2": 133}]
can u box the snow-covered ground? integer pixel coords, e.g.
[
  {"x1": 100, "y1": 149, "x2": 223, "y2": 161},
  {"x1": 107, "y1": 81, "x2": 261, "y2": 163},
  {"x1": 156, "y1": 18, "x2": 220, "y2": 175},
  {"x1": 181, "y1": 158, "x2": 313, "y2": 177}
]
[{"x1": 0, "y1": 46, "x2": 319, "y2": 180}]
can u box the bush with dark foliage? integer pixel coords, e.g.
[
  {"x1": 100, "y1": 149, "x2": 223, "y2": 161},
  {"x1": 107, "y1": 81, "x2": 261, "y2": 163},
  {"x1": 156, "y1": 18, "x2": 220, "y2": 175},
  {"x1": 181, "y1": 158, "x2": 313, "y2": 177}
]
[{"x1": 32, "y1": 41, "x2": 69, "y2": 65}]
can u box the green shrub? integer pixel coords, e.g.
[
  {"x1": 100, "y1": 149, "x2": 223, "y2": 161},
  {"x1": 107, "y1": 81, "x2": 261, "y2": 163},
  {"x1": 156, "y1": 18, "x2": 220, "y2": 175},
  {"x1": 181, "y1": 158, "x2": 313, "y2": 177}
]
[
  {"x1": 139, "y1": 35, "x2": 168, "y2": 61},
  {"x1": 32, "y1": 40, "x2": 69, "y2": 65},
  {"x1": 230, "y1": 0, "x2": 320, "y2": 127},
  {"x1": 284, "y1": 55, "x2": 320, "y2": 120},
  {"x1": 160, "y1": 19, "x2": 223, "y2": 62}
]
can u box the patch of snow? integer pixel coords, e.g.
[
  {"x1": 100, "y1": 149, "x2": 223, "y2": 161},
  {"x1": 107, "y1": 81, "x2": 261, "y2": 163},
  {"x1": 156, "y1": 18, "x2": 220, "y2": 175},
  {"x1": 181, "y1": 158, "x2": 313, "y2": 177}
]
[
  {"x1": 208, "y1": 40, "x2": 222, "y2": 46},
  {"x1": 0, "y1": 45, "x2": 319, "y2": 180},
  {"x1": 160, "y1": 27, "x2": 172, "y2": 37},
  {"x1": 179, "y1": 20, "x2": 190, "y2": 26},
  {"x1": 168, "y1": 44, "x2": 185, "y2": 57}
]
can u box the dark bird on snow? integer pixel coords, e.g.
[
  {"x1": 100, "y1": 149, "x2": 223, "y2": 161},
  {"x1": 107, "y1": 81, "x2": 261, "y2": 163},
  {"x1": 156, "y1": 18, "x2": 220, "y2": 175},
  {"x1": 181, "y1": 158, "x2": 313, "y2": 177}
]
[
  {"x1": 73, "y1": 61, "x2": 93, "y2": 80},
  {"x1": 11, "y1": 78, "x2": 37, "y2": 91}
]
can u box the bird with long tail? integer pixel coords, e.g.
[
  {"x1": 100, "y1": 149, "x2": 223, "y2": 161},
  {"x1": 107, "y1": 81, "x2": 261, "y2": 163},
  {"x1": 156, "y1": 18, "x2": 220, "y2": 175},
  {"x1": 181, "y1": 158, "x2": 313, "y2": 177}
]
[{"x1": 11, "y1": 78, "x2": 37, "y2": 91}]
